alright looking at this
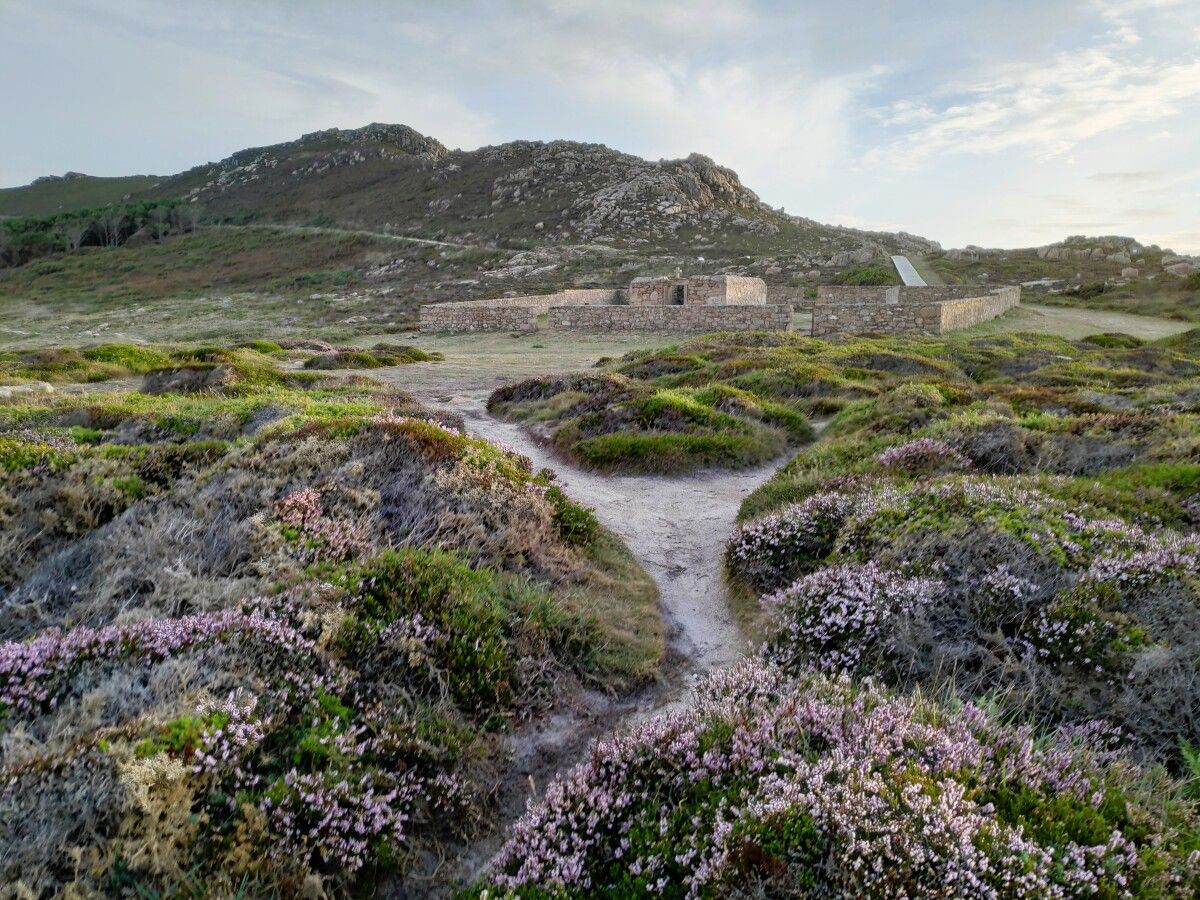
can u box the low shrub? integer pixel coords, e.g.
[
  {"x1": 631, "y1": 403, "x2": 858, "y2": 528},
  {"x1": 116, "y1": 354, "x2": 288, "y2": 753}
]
[
  {"x1": 734, "y1": 474, "x2": 1200, "y2": 763},
  {"x1": 876, "y1": 437, "x2": 971, "y2": 475},
  {"x1": 479, "y1": 661, "x2": 1200, "y2": 897},
  {"x1": 727, "y1": 490, "x2": 853, "y2": 591},
  {"x1": 762, "y1": 561, "x2": 943, "y2": 672},
  {"x1": 543, "y1": 484, "x2": 600, "y2": 546},
  {"x1": 303, "y1": 344, "x2": 442, "y2": 370},
  {"x1": 833, "y1": 265, "x2": 897, "y2": 285}
]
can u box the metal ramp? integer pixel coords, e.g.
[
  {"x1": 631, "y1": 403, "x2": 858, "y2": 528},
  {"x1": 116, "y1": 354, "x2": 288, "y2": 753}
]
[{"x1": 890, "y1": 255, "x2": 927, "y2": 287}]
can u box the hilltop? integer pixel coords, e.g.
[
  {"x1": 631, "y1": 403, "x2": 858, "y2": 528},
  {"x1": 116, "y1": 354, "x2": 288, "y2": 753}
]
[
  {"x1": 1, "y1": 122, "x2": 936, "y2": 261},
  {"x1": 932, "y1": 234, "x2": 1200, "y2": 321}
]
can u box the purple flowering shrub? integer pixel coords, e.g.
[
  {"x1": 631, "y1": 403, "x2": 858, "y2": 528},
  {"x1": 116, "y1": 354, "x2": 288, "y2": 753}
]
[
  {"x1": 734, "y1": 474, "x2": 1200, "y2": 761},
  {"x1": 0, "y1": 382, "x2": 648, "y2": 894},
  {"x1": 0, "y1": 543, "x2": 603, "y2": 893},
  {"x1": 876, "y1": 437, "x2": 971, "y2": 475},
  {"x1": 480, "y1": 661, "x2": 1200, "y2": 897},
  {"x1": 761, "y1": 562, "x2": 943, "y2": 673},
  {"x1": 274, "y1": 486, "x2": 372, "y2": 562},
  {"x1": 726, "y1": 491, "x2": 853, "y2": 591}
]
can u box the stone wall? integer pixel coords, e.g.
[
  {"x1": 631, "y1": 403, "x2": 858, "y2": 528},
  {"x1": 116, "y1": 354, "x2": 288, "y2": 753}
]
[
  {"x1": 811, "y1": 285, "x2": 1019, "y2": 336},
  {"x1": 628, "y1": 275, "x2": 767, "y2": 307},
  {"x1": 937, "y1": 287, "x2": 1020, "y2": 332},
  {"x1": 547, "y1": 303, "x2": 791, "y2": 333},
  {"x1": 721, "y1": 275, "x2": 770, "y2": 305},
  {"x1": 419, "y1": 288, "x2": 618, "y2": 332}
]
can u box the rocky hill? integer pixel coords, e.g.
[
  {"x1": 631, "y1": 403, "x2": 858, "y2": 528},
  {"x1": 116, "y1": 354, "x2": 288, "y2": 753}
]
[
  {"x1": 4, "y1": 123, "x2": 938, "y2": 266},
  {"x1": 932, "y1": 234, "x2": 1197, "y2": 287}
]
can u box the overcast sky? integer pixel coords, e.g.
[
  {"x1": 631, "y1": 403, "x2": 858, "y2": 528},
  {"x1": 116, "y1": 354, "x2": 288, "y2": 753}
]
[{"x1": 4, "y1": 0, "x2": 1198, "y2": 251}]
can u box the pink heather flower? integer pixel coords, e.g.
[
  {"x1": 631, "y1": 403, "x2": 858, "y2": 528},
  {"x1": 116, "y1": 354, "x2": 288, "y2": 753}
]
[
  {"x1": 482, "y1": 660, "x2": 1191, "y2": 897},
  {"x1": 763, "y1": 561, "x2": 944, "y2": 673},
  {"x1": 0, "y1": 607, "x2": 327, "y2": 715},
  {"x1": 876, "y1": 438, "x2": 971, "y2": 475},
  {"x1": 274, "y1": 487, "x2": 371, "y2": 562}
]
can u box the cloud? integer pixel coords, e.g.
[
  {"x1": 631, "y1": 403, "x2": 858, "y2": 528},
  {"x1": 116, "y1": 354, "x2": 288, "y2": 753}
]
[
  {"x1": 2, "y1": 0, "x2": 1199, "y2": 252},
  {"x1": 1089, "y1": 171, "x2": 1164, "y2": 184},
  {"x1": 866, "y1": 48, "x2": 1200, "y2": 169}
]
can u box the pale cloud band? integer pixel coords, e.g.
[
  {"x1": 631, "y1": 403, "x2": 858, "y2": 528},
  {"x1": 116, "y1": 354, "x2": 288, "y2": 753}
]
[{"x1": 2, "y1": 0, "x2": 1197, "y2": 251}]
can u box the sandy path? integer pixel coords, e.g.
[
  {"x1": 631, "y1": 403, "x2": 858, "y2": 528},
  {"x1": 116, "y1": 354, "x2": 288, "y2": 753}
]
[
  {"x1": 423, "y1": 391, "x2": 782, "y2": 675},
  {"x1": 384, "y1": 378, "x2": 788, "y2": 886}
]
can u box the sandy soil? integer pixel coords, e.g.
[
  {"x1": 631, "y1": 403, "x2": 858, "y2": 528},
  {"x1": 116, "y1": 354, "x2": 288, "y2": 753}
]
[
  {"x1": 375, "y1": 368, "x2": 788, "y2": 888},
  {"x1": 421, "y1": 390, "x2": 778, "y2": 674}
]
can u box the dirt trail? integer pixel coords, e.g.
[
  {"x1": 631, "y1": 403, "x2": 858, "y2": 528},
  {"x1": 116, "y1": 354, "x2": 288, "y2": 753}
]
[
  {"x1": 427, "y1": 391, "x2": 781, "y2": 675},
  {"x1": 383, "y1": 379, "x2": 790, "y2": 886}
]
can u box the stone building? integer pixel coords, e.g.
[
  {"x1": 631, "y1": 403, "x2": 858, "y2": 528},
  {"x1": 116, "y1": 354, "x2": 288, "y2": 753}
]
[
  {"x1": 419, "y1": 274, "x2": 781, "y2": 333},
  {"x1": 628, "y1": 274, "x2": 767, "y2": 307}
]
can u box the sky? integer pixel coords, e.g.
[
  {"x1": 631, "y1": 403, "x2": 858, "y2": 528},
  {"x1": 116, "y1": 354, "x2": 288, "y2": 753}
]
[{"x1": 3, "y1": 0, "x2": 1199, "y2": 252}]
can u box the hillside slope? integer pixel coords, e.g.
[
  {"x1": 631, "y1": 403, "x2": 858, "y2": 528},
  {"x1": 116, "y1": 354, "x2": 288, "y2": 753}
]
[
  {"x1": 5, "y1": 123, "x2": 937, "y2": 263},
  {"x1": 0, "y1": 172, "x2": 162, "y2": 218}
]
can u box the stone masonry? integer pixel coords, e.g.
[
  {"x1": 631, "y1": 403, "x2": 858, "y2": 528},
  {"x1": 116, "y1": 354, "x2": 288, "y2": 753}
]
[
  {"x1": 811, "y1": 286, "x2": 1019, "y2": 336},
  {"x1": 628, "y1": 274, "x2": 767, "y2": 307},
  {"x1": 419, "y1": 276, "x2": 776, "y2": 334},
  {"x1": 549, "y1": 303, "x2": 791, "y2": 333}
]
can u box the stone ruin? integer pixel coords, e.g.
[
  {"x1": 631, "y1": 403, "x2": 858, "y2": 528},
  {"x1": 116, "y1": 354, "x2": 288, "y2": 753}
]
[
  {"x1": 418, "y1": 274, "x2": 791, "y2": 334},
  {"x1": 418, "y1": 274, "x2": 1020, "y2": 336},
  {"x1": 810, "y1": 285, "x2": 1020, "y2": 336}
]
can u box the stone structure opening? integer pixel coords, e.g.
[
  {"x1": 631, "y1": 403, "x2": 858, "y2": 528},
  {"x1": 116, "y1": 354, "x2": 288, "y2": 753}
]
[{"x1": 670, "y1": 284, "x2": 686, "y2": 305}]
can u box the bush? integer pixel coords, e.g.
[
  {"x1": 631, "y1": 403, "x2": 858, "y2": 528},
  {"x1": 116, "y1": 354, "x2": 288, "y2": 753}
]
[
  {"x1": 833, "y1": 265, "x2": 897, "y2": 285},
  {"x1": 479, "y1": 661, "x2": 1200, "y2": 897},
  {"x1": 733, "y1": 475, "x2": 1200, "y2": 763},
  {"x1": 727, "y1": 491, "x2": 852, "y2": 591},
  {"x1": 544, "y1": 484, "x2": 599, "y2": 545},
  {"x1": 762, "y1": 562, "x2": 943, "y2": 672},
  {"x1": 876, "y1": 437, "x2": 971, "y2": 475}
]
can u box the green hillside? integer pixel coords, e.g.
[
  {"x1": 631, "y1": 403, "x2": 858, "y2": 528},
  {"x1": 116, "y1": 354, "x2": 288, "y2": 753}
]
[{"x1": 0, "y1": 173, "x2": 161, "y2": 218}]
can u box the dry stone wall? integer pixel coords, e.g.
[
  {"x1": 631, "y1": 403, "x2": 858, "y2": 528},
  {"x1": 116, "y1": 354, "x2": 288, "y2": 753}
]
[
  {"x1": 721, "y1": 276, "x2": 770, "y2": 305},
  {"x1": 628, "y1": 275, "x2": 767, "y2": 306},
  {"x1": 548, "y1": 304, "x2": 791, "y2": 333},
  {"x1": 938, "y1": 287, "x2": 1020, "y2": 331},
  {"x1": 811, "y1": 285, "x2": 1019, "y2": 336}
]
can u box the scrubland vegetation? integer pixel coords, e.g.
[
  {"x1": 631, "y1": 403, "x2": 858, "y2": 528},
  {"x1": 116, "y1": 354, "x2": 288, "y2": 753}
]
[
  {"x1": 474, "y1": 326, "x2": 1200, "y2": 896},
  {"x1": 6, "y1": 322, "x2": 1200, "y2": 896},
  {"x1": 0, "y1": 349, "x2": 660, "y2": 895},
  {"x1": 1039, "y1": 273, "x2": 1200, "y2": 323}
]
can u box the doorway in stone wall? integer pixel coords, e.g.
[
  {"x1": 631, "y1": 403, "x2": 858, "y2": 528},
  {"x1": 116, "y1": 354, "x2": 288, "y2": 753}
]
[{"x1": 670, "y1": 284, "x2": 686, "y2": 305}]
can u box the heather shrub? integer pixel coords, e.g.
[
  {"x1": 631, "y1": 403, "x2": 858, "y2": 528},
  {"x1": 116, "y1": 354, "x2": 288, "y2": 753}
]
[
  {"x1": 0, "y1": 358, "x2": 662, "y2": 894},
  {"x1": 762, "y1": 562, "x2": 943, "y2": 672},
  {"x1": 739, "y1": 474, "x2": 1200, "y2": 763},
  {"x1": 302, "y1": 343, "x2": 442, "y2": 370},
  {"x1": 0, "y1": 548, "x2": 614, "y2": 893},
  {"x1": 335, "y1": 548, "x2": 601, "y2": 717},
  {"x1": 479, "y1": 661, "x2": 1200, "y2": 897},
  {"x1": 543, "y1": 484, "x2": 600, "y2": 546},
  {"x1": 876, "y1": 437, "x2": 971, "y2": 475},
  {"x1": 726, "y1": 491, "x2": 852, "y2": 591}
]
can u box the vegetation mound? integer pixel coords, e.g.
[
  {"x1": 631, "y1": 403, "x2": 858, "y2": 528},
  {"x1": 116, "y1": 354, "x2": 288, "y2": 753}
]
[
  {"x1": 0, "y1": 350, "x2": 661, "y2": 895},
  {"x1": 477, "y1": 661, "x2": 1200, "y2": 896},
  {"x1": 707, "y1": 328, "x2": 1200, "y2": 764},
  {"x1": 302, "y1": 343, "x2": 443, "y2": 370}
]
